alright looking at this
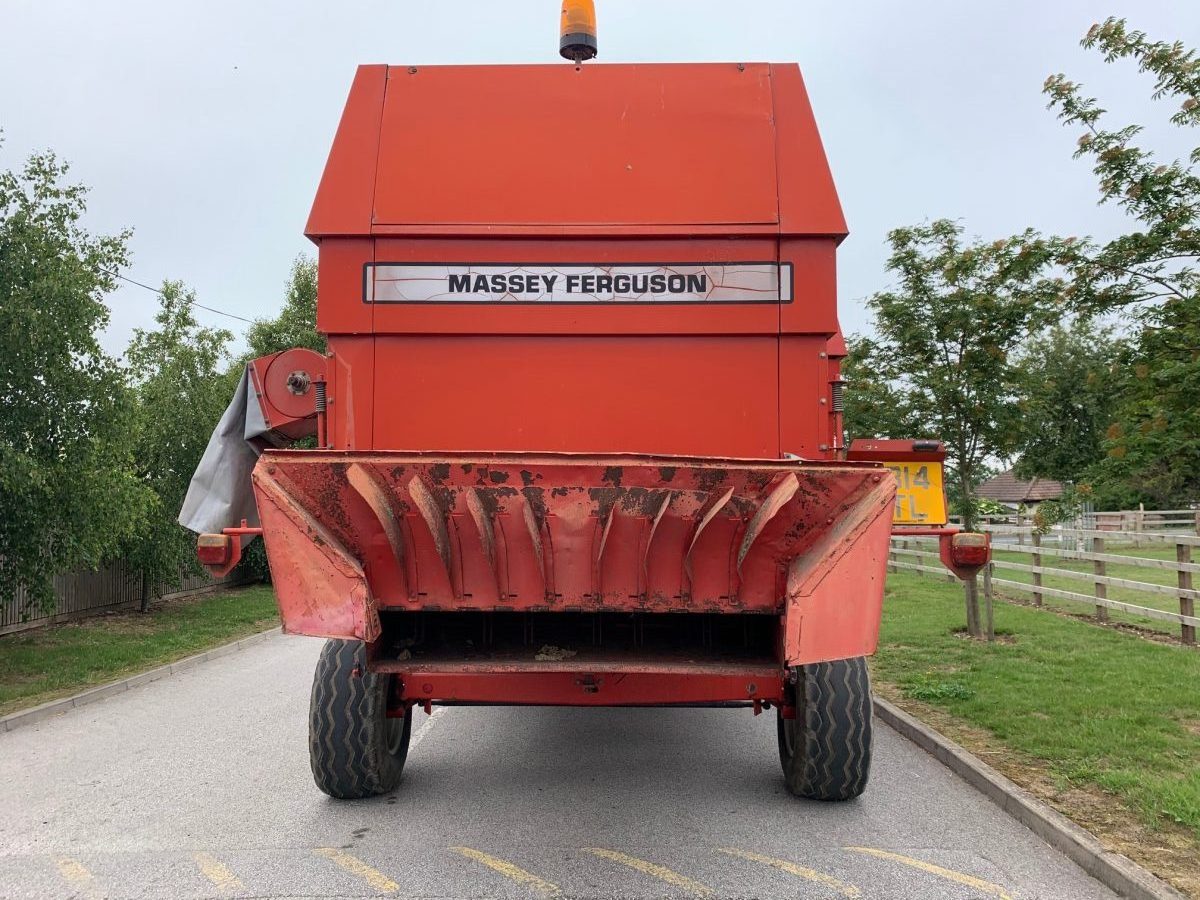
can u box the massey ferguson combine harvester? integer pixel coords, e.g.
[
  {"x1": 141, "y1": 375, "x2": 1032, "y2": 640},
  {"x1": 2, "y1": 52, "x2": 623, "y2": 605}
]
[{"x1": 184, "y1": 2, "x2": 987, "y2": 801}]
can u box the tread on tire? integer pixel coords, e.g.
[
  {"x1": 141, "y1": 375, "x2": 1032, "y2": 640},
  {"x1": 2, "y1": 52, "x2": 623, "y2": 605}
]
[
  {"x1": 776, "y1": 656, "x2": 873, "y2": 801},
  {"x1": 309, "y1": 639, "x2": 412, "y2": 799}
]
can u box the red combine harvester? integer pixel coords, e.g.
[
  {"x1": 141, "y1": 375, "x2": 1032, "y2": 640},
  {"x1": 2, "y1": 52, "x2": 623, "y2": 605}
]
[{"x1": 183, "y1": 5, "x2": 987, "y2": 801}]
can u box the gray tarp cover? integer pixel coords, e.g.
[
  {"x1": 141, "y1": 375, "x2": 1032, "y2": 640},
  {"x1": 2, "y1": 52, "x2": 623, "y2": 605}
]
[{"x1": 178, "y1": 366, "x2": 278, "y2": 540}]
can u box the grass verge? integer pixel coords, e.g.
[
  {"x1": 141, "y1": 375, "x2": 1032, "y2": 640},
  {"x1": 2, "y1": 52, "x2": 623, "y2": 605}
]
[
  {"x1": 0, "y1": 585, "x2": 279, "y2": 717},
  {"x1": 874, "y1": 571, "x2": 1200, "y2": 895}
]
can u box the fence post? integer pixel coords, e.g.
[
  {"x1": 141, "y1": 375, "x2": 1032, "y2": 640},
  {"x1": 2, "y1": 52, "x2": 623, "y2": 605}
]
[
  {"x1": 982, "y1": 565, "x2": 994, "y2": 641},
  {"x1": 1179, "y1": 542, "x2": 1195, "y2": 646},
  {"x1": 1017, "y1": 511, "x2": 1025, "y2": 546},
  {"x1": 1031, "y1": 531, "x2": 1043, "y2": 606},
  {"x1": 1093, "y1": 535, "x2": 1109, "y2": 623},
  {"x1": 1194, "y1": 508, "x2": 1199, "y2": 537},
  {"x1": 964, "y1": 576, "x2": 981, "y2": 638}
]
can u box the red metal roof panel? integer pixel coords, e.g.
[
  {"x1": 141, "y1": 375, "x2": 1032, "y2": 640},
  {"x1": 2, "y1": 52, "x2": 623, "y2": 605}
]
[{"x1": 306, "y1": 62, "x2": 847, "y2": 237}]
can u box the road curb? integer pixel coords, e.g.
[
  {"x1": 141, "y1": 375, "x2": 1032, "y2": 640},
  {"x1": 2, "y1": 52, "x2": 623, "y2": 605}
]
[
  {"x1": 874, "y1": 697, "x2": 1187, "y2": 900},
  {"x1": 0, "y1": 626, "x2": 283, "y2": 735}
]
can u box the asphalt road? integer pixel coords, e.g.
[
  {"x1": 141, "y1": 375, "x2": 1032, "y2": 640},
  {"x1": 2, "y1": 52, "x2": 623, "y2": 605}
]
[{"x1": 0, "y1": 633, "x2": 1116, "y2": 900}]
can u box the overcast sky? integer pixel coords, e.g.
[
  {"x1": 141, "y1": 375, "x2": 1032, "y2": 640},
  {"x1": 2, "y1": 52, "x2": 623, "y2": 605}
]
[{"x1": 2, "y1": 1, "x2": 1196, "y2": 355}]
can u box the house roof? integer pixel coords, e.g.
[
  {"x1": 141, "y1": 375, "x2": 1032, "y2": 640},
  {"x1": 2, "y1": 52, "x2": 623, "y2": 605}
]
[{"x1": 976, "y1": 470, "x2": 1065, "y2": 504}]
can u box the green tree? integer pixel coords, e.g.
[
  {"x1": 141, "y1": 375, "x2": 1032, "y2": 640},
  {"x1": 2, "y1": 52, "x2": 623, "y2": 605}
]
[
  {"x1": 244, "y1": 255, "x2": 323, "y2": 358},
  {"x1": 0, "y1": 146, "x2": 149, "y2": 606},
  {"x1": 123, "y1": 282, "x2": 233, "y2": 599},
  {"x1": 855, "y1": 220, "x2": 1073, "y2": 641},
  {"x1": 864, "y1": 220, "x2": 1071, "y2": 533},
  {"x1": 1013, "y1": 321, "x2": 1123, "y2": 486},
  {"x1": 842, "y1": 334, "x2": 921, "y2": 442},
  {"x1": 1045, "y1": 19, "x2": 1200, "y2": 506},
  {"x1": 844, "y1": 334, "x2": 994, "y2": 520}
]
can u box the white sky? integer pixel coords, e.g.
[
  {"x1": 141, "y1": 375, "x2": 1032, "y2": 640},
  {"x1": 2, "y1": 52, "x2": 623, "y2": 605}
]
[{"x1": 2, "y1": 1, "x2": 1195, "y2": 355}]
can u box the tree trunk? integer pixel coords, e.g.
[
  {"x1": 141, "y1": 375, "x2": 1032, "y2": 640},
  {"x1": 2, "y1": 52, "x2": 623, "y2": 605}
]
[
  {"x1": 956, "y1": 462, "x2": 985, "y2": 637},
  {"x1": 978, "y1": 572, "x2": 994, "y2": 641},
  {"x1": 959, "y1": 465, "x2": 975, "y2": 533}
]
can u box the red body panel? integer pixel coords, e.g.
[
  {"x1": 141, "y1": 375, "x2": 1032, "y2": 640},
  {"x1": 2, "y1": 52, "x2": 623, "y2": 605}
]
[
  {"x1": 369, "y1": 336, "x2": 781, "y2": 457},
  {"x1": 371, "y1": 64, "x2": 781, "y2": 227}
]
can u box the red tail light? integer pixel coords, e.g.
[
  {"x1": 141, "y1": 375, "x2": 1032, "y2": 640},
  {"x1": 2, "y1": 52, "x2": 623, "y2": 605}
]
[
  {"x1": 197, "y1": 533, "x2": 233, "y2": 567},
  {"x1": 950, "y1": 532, "x2": 990, "y2": 569}
]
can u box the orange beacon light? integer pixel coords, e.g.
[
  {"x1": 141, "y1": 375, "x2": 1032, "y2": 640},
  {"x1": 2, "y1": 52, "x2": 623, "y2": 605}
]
[{"x1": 560, "y1": 0, "x2": 598, "y2": 62}]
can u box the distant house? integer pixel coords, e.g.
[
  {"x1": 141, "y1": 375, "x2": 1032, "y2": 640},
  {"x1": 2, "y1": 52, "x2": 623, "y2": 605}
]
[{"x1": 976, "y1": 470, "x2": 1065, "y2": 512}]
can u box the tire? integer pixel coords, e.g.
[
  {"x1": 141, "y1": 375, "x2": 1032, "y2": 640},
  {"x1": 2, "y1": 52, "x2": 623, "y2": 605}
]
[
  {"x1": 309, "y1": 639, "x2": 412, "y2": 799},
  {"x1": 776, "y1": 656, "x2": 872, "y2": 801}
]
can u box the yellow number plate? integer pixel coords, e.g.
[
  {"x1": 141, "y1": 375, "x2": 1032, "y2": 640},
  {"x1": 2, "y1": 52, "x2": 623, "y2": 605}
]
[{"x1": 885, "y1": 461, "x2": 947, "y2": 526}]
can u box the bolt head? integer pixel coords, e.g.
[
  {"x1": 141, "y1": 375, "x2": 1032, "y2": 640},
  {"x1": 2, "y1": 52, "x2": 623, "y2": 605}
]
[{"x1": 285, "y1": 370, "x2": 312, "y2": 395}]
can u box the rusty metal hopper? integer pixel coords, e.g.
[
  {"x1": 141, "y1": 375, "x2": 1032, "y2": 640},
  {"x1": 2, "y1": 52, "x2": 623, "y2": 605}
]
[{"x1": 253, "y1": 451, "x2": 895, "y2": 665}]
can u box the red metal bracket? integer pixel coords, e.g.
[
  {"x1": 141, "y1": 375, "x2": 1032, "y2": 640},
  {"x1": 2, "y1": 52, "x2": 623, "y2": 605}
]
[
  {"x1": 847, "y1": 438, "x2": 946, "y2": 463},
  {"x1": 381, "y1": 669, "x2": 786, "y2": 707},
  {"x1": 196, "y1": 520, "x2": 266, "y2": 578},
  {"x1": 892, "y1": 526, "x2": 991, "y2": 580}
]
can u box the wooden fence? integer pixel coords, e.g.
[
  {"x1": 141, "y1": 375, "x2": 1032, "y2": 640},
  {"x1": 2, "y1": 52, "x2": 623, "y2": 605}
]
[
  {"x1": 890, "y1": 526, "x2": 1199, "y2": 645},
  {"x1": 959, "y1": 507, "x2": 1200, "y2": 542},
  {"x1": 1, "y1": 559, "x2": 251, "y2": 636},
  {"x1": 1092, "y1": 508, "x2": 1199, "y2": 533}
]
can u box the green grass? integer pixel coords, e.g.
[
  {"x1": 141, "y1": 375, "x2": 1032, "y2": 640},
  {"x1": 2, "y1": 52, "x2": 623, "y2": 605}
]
[
  {"x1": 0, "y1": 586, "x2": 279, "y2": 717},
  {"x1": 874, "y1": 571, "x2": 1200, "y2": 839}
]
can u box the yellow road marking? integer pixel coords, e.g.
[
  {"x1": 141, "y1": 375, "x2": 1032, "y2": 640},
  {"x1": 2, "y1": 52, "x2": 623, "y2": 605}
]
[
  {"x1": 584, "y1": 848, "x2": 714, "y2": 897},
  {"x1": 845, "y1": 847, "x2": 1014, "y2": 900},
  {"x1": 193, "y1": 852, "x2": 246, "y2": 895},
  {"x1": 56, "y1": 858, "x2": 100, "y2": 898},
  {"x1": 718, "y1": 848, "x2": 861, "y2": 898},
  {"x1": 313, "y1": 847, "x2": 399, "y2": 893},
  {"x1": 450, "y1": 847, "x2": 561, "y2": 897}
]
